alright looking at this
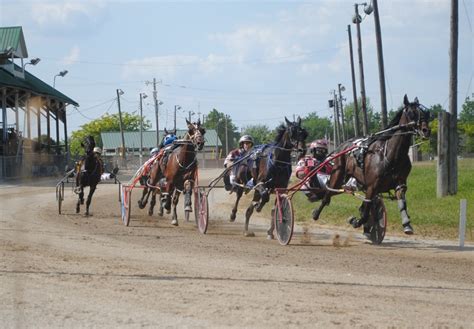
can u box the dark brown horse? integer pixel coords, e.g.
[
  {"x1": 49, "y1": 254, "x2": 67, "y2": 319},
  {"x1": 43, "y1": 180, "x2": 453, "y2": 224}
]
[
  {"x1": 312, "y1": 95, "x2": 431, "y2": 235},
  {"x1": 147, "y1": 119, "x2": 205, "y2": 225},
  {"x1": 75, "y1": 135, "x2": 102, "y2": 216},
  {"x1": 243, "y1": 117, "x2": 308, "y2": 238}
]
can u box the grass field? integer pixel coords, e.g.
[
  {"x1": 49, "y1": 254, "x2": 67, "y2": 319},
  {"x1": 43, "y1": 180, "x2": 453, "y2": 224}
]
[{"x1": 290, "y1": 158, "x2": 474, "y2": 241}]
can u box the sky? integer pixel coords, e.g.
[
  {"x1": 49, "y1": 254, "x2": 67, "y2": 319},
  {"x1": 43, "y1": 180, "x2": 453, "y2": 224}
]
[{"x1": 1, "y1": 0, "x2": 473, "y2": 135}]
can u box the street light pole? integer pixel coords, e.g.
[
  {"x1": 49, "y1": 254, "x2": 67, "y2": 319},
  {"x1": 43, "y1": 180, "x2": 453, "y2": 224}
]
[
  {"x1": 174, "y1": 105, "x2": 181, "y2": 131},
  {"x1": 116, "y1": 89, "x2": 126, "y2": 159},
  {"x1": 53, "y1": 70, "x2": 68, "y2": 88},
  {"x1": 354, "y1": 3, "x2": 369, "y2": 136},
  {"x1": 347, "y1": 24, "x2": 361, "y2": 137},
  {"x1": 139, "y1": 93, "x2": 147, "y2": 165},
  {"x1": 338, "y1": 84, "x2": 346, "y2": 141}
]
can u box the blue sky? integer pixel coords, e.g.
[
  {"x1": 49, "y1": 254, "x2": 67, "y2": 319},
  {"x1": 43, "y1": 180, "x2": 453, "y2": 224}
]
[{"x1": 1, "y1": 0, "x2": 472, "y2": 134}]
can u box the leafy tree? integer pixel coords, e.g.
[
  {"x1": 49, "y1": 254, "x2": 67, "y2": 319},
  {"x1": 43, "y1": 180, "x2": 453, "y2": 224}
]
[
  {"x1": 241, "y1": 124, "x2": 273, "y2": 145},
  {"x1": 300, "y1": 112, "x2": 332, "y2": 142},
  {"x1": 204, "y1": 108, "x2": 239, "y2": 154},
  {"x1": 459, "y1": 97, "x2": 474, "y2": 153},
  {"x1": 341, "y1": 97, "x2": 378, "y2": 138},
  {"x1": 70, "y1": 112, "x2": 150, "y2": 156}
]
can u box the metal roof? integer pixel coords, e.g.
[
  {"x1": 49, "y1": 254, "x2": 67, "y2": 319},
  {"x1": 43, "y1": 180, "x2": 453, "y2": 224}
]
[
  {"x1": 101, "y1": 129, "x2": 221, "y2": 149},
  {"x1": 0, "y1": 26, "x2": 28, "y2": 58},
  {"x1": 0, "y1": 64, "x2": 79, "y2": 106}
]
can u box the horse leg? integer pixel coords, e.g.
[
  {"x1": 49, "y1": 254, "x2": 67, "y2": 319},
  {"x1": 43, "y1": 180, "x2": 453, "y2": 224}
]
[
  {"x1": 183, "y1": 180, "x2": 193, "y2": 213},
  {"x1": 312, "y1": 193, "x2": 332, "y2": 220},
  {"x1": 267, "y1": 205, "x2": 275, "y2": 240},
  {"x1": 254, "y1": 184, "x2": 269, "y2": 213},
  {"x1": 396, "y1": 184, "x2": 413, "y2": 234},
  {"x1": 149, "y1": 189, "x2": 157, "y2": 216},
  {"x1": 171, "y1": 190, "x2": 180, "y2": 226},
  {"x1": 76, "y1": 187, "x2": 84, "y2": 213},
  {"x1": 138, "y1": 186, "x2": 150, "y2": 209},
  {"x1": 230, "y1": 188, "x2": 243, "y2": 222},
  {"x1": 85, "y1": 185, "x2": 97, "y2": 216},
  {"x1": 243, "y1": 191, "x2": 261, "y2": 237}
]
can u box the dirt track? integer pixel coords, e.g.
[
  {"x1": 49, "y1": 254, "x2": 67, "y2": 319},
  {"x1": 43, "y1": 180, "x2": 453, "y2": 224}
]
[{"x1": 1, "y1": 168, "x2": 473, "y2": 328}]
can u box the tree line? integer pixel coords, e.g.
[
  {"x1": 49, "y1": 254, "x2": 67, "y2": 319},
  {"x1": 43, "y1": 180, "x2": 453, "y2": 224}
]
[{"x1": 69, "y1": 97, "x2": 474, "y2": 158}]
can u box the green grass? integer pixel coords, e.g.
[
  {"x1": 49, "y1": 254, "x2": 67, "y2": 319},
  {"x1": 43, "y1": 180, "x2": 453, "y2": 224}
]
[{"x1": 290, "y1": 159, "x2": 474, "y2": 241}]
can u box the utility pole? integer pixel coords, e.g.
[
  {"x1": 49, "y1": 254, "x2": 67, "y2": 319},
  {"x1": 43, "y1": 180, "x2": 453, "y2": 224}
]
[
  {"x1": 347, "y1": 24, "x2": 360, "y2": 138},
  {"x1": 372, "y1": 0, "x2": 388, "y2": 128},
  {"x1": 338, "y1": 83, "x2": 347, "y2": 141},
  {"x1": 152, "y1": 78, "x2": 160, "y2": 146},
  {"x1": 116, "y1": 89, "x2": 126, "y2": 158},
  {"x1": 139, "y1": 93, "x2": 147, "y2": 165},
  {"x1": 224, "y1": 115, "x2": 229, "y2": 155},
  {"x1": 354, "y1": 3, "x2": 369, "y2": 136},
  {"x1": 188, "y1": 110, "x2": 195, "y2": 122},
  {"x1": 334, "y1": 91, "x2": 341, "y2": 144},
  {"x1": 448, "y1": 0, "x2": 459, "y2": 194}
]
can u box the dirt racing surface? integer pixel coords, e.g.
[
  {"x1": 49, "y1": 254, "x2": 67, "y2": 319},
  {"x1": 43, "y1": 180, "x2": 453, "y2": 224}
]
[{"x1": 1, "y1": 168, "x2": 473, "y2": 328}]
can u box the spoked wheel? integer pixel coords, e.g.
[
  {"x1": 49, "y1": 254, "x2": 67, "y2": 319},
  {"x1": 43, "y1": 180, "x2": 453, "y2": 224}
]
[
  {"x1": 366, "y1": 197, "x2": 387, "y2": 244},
  {"x1": 57, "y1": 183, "x2": 64, "y2": 214},
  {"x1": 121, "y1": 185, "x2": 132, "y2": 226},
  {"x1": 274, "y1": 194, "x2": 294, "y2": 245},
  {"x1": 194, "y1": 187, "x2": 208, "y2": 234}
]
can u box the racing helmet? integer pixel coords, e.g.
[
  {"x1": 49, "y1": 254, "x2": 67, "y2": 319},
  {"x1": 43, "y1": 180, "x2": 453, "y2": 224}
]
[
  {"x1": 309, "y1": 139, "x2": 328, "y2": 160},
  {"x1": 93, "y1": 146, "x2": 102, "y2": 154},
  {"x1": 238, "y1": 135, "x2": 254, "y2": 147},
  {"x1": 163, "y1": 134, "x2": 177, "y2": 146},
  {"x1": 150, "y1": 147, "x2": 160, "y2": 156}
]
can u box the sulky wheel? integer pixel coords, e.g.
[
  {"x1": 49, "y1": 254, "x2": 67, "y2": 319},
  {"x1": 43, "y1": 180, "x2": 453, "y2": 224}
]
[
  {"x1": 274, "y1": 194, "x2": 294, "y2": 246},
  {"x1": 121, "y1": 185, "x2": 132, "y2": 226},
  {"x1": 194, "y1": 187, "x2": 208, "y2": 234}
]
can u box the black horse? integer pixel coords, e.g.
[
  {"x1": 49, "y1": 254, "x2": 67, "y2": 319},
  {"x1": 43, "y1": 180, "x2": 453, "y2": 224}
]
[
  {"x1": 243, "y1": 117, "x2": 308, "y2": 238},
  {"x1": 312, "y1": 95, "x2": 431, "y2": 234},
  {"x1": 75, "y1": 135, "x2": 102, "y2": 216}
]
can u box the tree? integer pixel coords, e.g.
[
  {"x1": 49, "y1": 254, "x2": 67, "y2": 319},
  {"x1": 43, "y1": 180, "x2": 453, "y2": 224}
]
[
  {"x1": 459, "y1": 97, "x2": 474, "y2": 154},
  {"x1": 204, "y1": 108, "x2": 239, "y2": 154},
  {"x1": 241, "y1": 124, "x2": 273, "y2": 145},
  {"x1": 300, "y1": 112, "x2": 332, "y2": 142},
  {"x1": 342, "y1": 97, "x2": 377, "y2": 138},
  {"x1": 70, "y1": 112, "x2": 150, "y2": 157}
]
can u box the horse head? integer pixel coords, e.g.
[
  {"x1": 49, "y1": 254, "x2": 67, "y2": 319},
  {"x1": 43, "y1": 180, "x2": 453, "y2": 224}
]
[
  {"x1": 81, "y1": 135, "x2": 96, "y2": 155},
  {"x1": 185, "y1": 118, "x2": 206, "y2": 151},
  {"x1": 284, "y1": 116, "x2": 308, "y2": 157},
  {"x1": 402, "y1": 95, "x2": 431, "y2": 139}
]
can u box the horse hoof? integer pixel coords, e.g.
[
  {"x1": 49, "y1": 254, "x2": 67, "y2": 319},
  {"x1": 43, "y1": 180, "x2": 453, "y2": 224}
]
[
  {"x1": 76, "y1": 208, "x2": 80, "y2": 214},
  {"x1": 171, "y1": 219, "x2": 178, "y2": 226},
  {"x1": 148, "y1": 210, "x2": 153, "y2": 216},
  {"x1": 311, "y1": 208, "x2": 320, "y2": 221},
  {"x1": 230, "y1": 213, "x2": 236, "y2": 222},
  {"x1": 243, "y1": 231, "x2": 255, "y2": 237},
  {"x1": 403, "y1": 223, "x2": 414, "y2": 235},
  {"x1": 166, "y1": 209, "x2": 171, "y2": 214},
  {"x1": 138, "y1": 202, "x2": 146, "y2": 209},
  {"x1": 267, "y1": 234, "x2": 274, "y2": 240}
]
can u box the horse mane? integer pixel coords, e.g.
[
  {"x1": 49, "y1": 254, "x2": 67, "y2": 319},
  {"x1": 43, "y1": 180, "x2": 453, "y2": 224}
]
[
  {"x1": 387, "y1": 108, "x2": 404, "y2": 128},
  {"x1": 274, "y1": 124, "x2": 286, "y2": 142}
]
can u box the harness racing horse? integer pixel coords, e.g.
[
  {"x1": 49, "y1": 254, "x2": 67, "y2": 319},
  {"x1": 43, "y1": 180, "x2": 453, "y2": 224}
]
[
  {"x1": 137, "y1": 128, "x2": 176, "y2": 213},
  {"x1": 243, "y1": 117, "x2": 308, "y2": 238},
  {"x1": 75, "y1": 135, "x2": 102, "y2": 216},
  {"x1": 312, "y1": 95, "x2": 431, "y2": 235},
  {"x1": 224, "y1": 153, "x2": 255, "y2": 222},
  {"x1": 148, "y1": 119, "x2": 206, "y2": 225}
]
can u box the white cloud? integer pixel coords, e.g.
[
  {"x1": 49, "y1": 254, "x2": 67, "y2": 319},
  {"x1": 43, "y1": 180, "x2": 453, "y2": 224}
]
[
  {"x1": 30, "y1": 0, "x2": 106, "y2": 27},
  {"x1": 62, "y1": 45, "x2": 80, "y2": 66}
]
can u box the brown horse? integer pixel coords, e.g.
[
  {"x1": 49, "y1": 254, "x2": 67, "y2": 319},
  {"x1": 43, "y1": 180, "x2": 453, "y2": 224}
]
[
  {"x1": 75, "y1": 135, "x2": 102, "y2": 216},
  {"x1": 312, "y1": 95, "x2": 431, "y2": 235},
  {"x1": 243, "y1": 117, "x2": 308, "y2": 238},
  {"x1": 147, "y1": 119, "x2": 205, "y2": 225}
]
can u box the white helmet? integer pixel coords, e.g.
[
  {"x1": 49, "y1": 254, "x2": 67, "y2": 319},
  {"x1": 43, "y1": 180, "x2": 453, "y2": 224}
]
[
  {"x1": 93, "y1": 146, "x2": 102, "y2": 154},
  {"x1": 238, "y1": 135, "x2": 254, "y2": 146},
  {"x1": 150, "y1": 147, "x2": 160, "y2": 156}
]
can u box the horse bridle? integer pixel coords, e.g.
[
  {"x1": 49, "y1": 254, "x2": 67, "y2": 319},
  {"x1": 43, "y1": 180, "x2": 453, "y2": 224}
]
[
  {"x1": 187, "y1": 124, "x2": 205, "y2": 150},
  {"x1": 402, "y1": 103, "x2": 429, "y2": 138}
]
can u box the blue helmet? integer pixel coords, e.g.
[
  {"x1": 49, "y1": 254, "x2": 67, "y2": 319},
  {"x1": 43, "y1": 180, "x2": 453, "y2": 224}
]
[{"x1": 163, "y1": 134, "x2": 177, "y2": 146}]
